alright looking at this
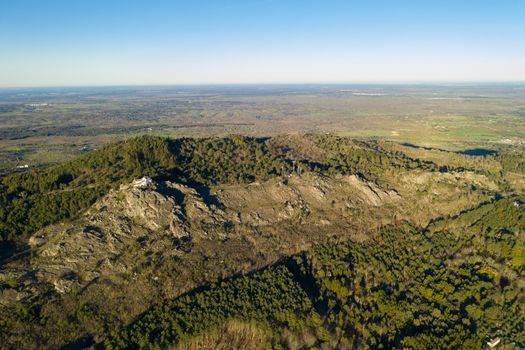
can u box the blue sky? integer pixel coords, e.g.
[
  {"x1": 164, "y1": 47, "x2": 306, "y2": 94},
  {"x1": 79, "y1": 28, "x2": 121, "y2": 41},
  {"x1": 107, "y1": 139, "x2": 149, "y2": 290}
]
[{"x1": 0, "y1": 0, "x2": 524, "y2": 86}]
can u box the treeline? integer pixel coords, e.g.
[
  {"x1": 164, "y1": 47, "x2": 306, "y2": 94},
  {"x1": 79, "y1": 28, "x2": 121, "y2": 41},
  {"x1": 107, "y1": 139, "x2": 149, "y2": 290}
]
[
  {"x1": 305, "y1": 134, "x2": 440, "y2": 184},
  {"x1": 100, "y1": 210, "x2": 525, "y2": 349},
  {"x1": 169, "y1": 135, "x2": 293, "y2": 185},
  {"x1": 0, "y1": 136, "x2": 177, "y2": 243},
  {"x1": 429, "y1": 197, "x2": 525, "y2": 276},
  {"x1": 0, "y1": 188, "x2": 104, "y2": 241},
  {"x1": 2, "y1": 134, "x2": 442, "y2": 245},
  {"x1": 377, "y1": 140, "x2": 525, "y2": 191},
  {"x1": 377, "y1": 140, "x2": 504, "y2": 176},
  {"x1": 498, "y1": 150, "x2": 525, "y2": 174},
  {"x1": 0, "y1": 135, "x2": 299, "y2": 244},
  {"x1": 103, "y1": 264, "x2": 318, "y2": 350}
]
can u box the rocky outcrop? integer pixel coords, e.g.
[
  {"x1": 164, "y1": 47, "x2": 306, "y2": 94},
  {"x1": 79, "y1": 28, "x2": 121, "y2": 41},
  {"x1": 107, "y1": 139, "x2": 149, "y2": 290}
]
[
  {"x1": 120, "y1": 182, "x2": 187, "y2": 237},
  {"x1": 10, "y1": 180, "x2": 223, "y2": 296},
  {"x1": 1, "y1": 169, "x2": 495, "y2": 307},
  {"x1": 344, "y1": 175, "x2": 400, "y2": 206}
]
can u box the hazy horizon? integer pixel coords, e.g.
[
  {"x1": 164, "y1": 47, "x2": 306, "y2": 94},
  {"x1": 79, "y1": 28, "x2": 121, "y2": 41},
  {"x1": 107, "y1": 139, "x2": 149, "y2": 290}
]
[{"x1": 2, "y1": 81, "x2": 525, "y2": 90}]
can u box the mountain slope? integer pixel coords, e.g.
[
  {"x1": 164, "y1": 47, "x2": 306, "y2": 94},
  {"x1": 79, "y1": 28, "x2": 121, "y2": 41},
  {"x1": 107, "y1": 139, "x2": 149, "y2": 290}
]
[{"x1": 0, "y1": 134, "x2": 522, "y2": 349}]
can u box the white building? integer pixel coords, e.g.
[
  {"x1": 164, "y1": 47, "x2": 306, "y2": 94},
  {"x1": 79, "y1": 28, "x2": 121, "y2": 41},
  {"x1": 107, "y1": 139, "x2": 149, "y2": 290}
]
[{"x1": 133, "y1": 176, "x2": 153, "y2": 188}]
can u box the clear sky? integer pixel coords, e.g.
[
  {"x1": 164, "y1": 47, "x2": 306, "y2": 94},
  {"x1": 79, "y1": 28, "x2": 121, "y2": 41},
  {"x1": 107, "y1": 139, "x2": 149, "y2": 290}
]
[{"x1": 0, "y1": 0, "x2": 524, "y2": 87}]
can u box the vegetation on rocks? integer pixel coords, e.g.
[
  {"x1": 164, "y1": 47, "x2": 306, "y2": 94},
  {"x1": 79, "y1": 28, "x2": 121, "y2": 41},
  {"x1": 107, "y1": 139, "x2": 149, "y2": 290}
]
[
  {"x1": 103, "y1": 217, "x2": 525, "y2": 349},
  {"x1": 1, "y1": 134, "x2": 523, "y2": 350}
]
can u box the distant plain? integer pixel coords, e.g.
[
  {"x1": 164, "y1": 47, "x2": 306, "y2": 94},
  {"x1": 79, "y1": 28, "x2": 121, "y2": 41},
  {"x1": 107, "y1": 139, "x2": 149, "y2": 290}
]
[{"x1": 1, "y1": 84, "x2": 524, "y2": 174}]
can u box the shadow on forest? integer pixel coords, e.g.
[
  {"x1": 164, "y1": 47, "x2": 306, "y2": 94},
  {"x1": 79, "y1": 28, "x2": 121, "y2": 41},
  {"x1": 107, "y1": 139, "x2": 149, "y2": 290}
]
[{"x1": 401, "y1": 143, "x2": 497, "y2": 157}]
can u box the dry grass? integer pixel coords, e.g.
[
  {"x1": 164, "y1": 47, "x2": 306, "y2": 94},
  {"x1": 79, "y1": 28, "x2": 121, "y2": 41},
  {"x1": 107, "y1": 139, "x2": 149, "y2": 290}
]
[{"x1": 173, "y1": 320, "x2": 268, "y2": 350}]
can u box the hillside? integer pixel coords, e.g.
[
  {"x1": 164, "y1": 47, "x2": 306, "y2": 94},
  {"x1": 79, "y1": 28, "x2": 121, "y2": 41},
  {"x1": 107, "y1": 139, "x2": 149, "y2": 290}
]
[{"x1": 0, "y1": 134, "x2": 524, "y2": 349}]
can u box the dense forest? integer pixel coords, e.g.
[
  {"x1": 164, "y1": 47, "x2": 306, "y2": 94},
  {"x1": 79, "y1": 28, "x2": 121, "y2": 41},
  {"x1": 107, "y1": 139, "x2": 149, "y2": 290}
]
[{"x1": 103, "y1": 204, "x2": 525, "y2": 349}]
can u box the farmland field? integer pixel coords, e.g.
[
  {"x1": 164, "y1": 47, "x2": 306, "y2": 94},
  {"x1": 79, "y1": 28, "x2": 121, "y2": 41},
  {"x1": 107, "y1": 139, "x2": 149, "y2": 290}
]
[{"x1": 1, "y1": 84, "x2": 524, "y2": 174}]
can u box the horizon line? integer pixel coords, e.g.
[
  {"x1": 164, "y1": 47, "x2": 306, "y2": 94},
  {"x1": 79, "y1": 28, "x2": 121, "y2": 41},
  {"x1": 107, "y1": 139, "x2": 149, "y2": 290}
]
[{"x1": 1, "y1": 80, "x2": 525, "y2": 90}]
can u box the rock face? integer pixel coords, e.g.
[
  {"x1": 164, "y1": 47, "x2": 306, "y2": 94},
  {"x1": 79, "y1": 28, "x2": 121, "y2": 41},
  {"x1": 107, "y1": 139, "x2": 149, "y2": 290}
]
[
  {"x1": 3, "y1": 173, "x2": 403, "y2": 300},
  {"x1": 120, "y1": 182, "x2": 187, "y2": 237},
  {"x1": 0, "y1": 169, "x2": 496, "y2": 310},
  {"x1": 21, "y1": 180, "x2": 222, "y2": 294},
  {"x1": 344, "y1": 175, "x2": 400, "y2": 206},
  {"x1": 216, "y1": 173, "x2": 401, "y2": 229}
]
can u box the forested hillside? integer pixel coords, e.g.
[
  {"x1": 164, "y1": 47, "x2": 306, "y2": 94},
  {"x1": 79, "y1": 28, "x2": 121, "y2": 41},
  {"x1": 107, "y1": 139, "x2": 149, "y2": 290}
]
[
  {"x1": 0, "y1": 134, "x2": 524, "y2": 350},
  {"x1": 104, "y1": 217, "x2": 525, "y2": 350},
  {"x1": 0, "y1": 134, "x2": 450, "y2": 248},
  {"x1": 0, "y1": 135, "x2": 296, "y2": 247}
]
